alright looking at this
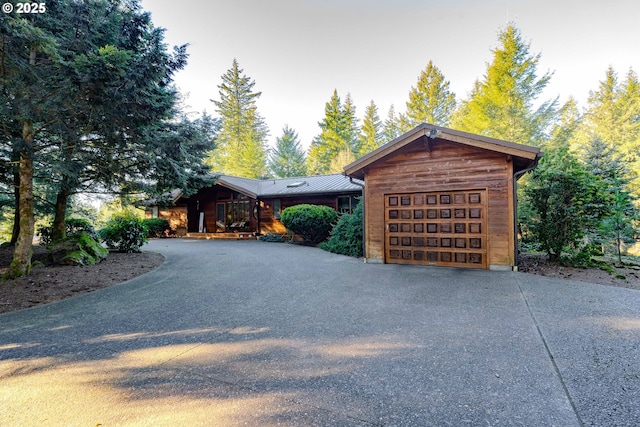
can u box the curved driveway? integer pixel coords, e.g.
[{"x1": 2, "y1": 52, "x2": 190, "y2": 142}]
[{"x1": 1, "y1": 239, "x2": 639, "y2": 426}]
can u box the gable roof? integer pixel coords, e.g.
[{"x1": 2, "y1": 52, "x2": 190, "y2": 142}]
[
  {"x1": 215, "y1": 173, "x2": 363, "y2": 199},
  {"x1": 344, "y1": 124, "x2": 542, "y2": 179}
]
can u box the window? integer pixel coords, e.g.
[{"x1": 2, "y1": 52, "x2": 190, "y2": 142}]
[
  {"x1": 273, "y1": 199, "x2": 281, "y2": 219},
  {"x1": 152, "y1": 206, "x2": 159, "y2": 218},
  {"x1": 338, "y1": 195, "x2": 360, "y2": 214}
]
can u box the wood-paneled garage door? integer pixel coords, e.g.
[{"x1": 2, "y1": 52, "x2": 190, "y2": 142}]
[{"x1": 385, "y1": 190, "x2": 487, "y2": 269}]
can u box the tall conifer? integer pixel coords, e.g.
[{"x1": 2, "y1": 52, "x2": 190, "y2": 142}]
[
  {"x1": 451, "y1": 24, "x2": 556, "y2": 145},
  {"x1": 269, "y1": 126, "x2": 307, "y2": 178},
  {"x1": 405, "y1": 60, "x2": 456, "y2": 127},
  {"x1": 358, "y1": 100, "x2": 383, "y2": 156},
  {"x1": 307, "y1": 90, "x2": 360, "y2": 174},
  {"x1": 382, "y1": 105, "x2": 402, "y2": 142},
  {"x1": 208, "y1": 59, "x2": 268, "y2": 178}
]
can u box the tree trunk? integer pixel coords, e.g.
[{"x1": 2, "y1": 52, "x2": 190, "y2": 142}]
[
  {"x1": 10, "y1": 175, "x2": 19, "y2": 245},
  {"x1": 52, "y1": 189, "x2": 70, "y2": 242},
  {"x1": 9, "y1": 148, "x2": 20, "y2": 245},
  {"x1": 5, "y1": 122, "x2": 35, "y2": 279}
]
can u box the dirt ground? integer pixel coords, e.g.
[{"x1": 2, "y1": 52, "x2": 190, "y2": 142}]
[
  {"x1": 518, "y1": 252, "x2": 640, "y2": 290},
  {"x1": 0, "y1": 245, "x2": 164, "y2": 314},
  {"x1": 1, "y1": 244, "x2": 639, "y2": 315}
]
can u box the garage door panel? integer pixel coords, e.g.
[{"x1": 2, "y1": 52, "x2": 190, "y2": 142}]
[{"x1": 385, "y1": 190, "x2": 487, "y2": 269}]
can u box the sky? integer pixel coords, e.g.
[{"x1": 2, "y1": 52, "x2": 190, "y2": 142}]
[{"x1": 140, "y1": 0, "x2": 640, "y2": 149}]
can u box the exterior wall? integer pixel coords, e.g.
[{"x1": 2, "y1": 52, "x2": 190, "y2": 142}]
[
  {"x1": 259, "y1": 194, "x2": 360, "y2": 235},
  {"x1": 145, "y1": 205, "x2": 188, "y2": 236},
  {"x1": 363, "y1": 139, "x2": 515, "y2": 267},
  {"x1": 160, "y1": 206, "x2": 187, "y2": 236},
  {"x1": 155, "y1": 188, "x2": 363, "y2": 236}
]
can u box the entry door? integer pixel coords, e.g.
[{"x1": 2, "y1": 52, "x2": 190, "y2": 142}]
[
  {"x1": 216, "y1": 203, "x2": 226, "y2": 232},
  {"x1": 385, "y1": 190, "x2": 487, "y2": 269}
]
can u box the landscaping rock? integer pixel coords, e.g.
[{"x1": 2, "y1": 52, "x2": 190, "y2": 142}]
[{"x1": 48, "y1": 232, "x2": 108, "y2": 266}]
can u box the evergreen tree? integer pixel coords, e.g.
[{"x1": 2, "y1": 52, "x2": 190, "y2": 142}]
[
  {"x1": 522, "y1": 99, "x2": 609, "y2": 262},
  {"x1": 405, "y1": 60, "x2": 456, "y2": 127},
  {"x1": 208, "y1": 59, "x2": 269, "y2": 178},
  {"x1": 1, "y1": 0, "x2": 190, "y2": 277},
  {"x1": 578, "y1": 67, "x2": 640, "y2": 198},
  {"x1": 581, "y1": 136, "x2": 638, "y2": 260},
  {"x1": 382, "y1": 104, "x2": 402, "y2": 142},
  {"x1": 451, "y1": 24, "x2": 556, "y2": 145},
  {"x1": 358, "y1": 100, "x2": 383, "y2": 156},
  {"x1": 617, "y1": 70, "x2": 640, "y2": 199},
  {"x1": 328, "y1": 149, "x2": 356, "y2": 174},
  {"x1": 269, "y1": 126, "x2": 307, "y2": 178},
  {"x1": 307, "y1": 90, "x2": 360, "y2": 174}
]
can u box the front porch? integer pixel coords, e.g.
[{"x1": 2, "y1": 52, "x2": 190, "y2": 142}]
[{"x1": 184, "y1": 232, "x2": 258, "y2": 240}]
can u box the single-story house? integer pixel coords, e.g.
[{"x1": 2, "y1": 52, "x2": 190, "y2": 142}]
[
  {"x1": 344, "y1": 124, "x2": 541, "y2": 270},
  {"x1": 145, "y1": 174, "x2": 363, "y2": 238}
]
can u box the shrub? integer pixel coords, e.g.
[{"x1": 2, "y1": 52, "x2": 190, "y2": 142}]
[
  {"x1": 99, "y1": 214, "x2": 148, "y2": 253},
  {"x1": 320, "y1": 202, "x2": 363, "y2": 257},
  {"x1": 280, "y1": 204, "x2": 338, "y2": 245},
  {"x1": 258, "y1": 233, "x2": 286, "y2": 243},
  {"x1": 38, "y1": 217, "x2": 98, "y2": 245},
  {"x1": 143, "y1": 218, "x2": 172, "y2": 238}
]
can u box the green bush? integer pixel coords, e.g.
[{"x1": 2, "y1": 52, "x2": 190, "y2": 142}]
[
  {"x1": 320, "y1": 201, "x2": 363, "y2": 257},
  {"x1": 562, "y1": 243, "x2": 605, "y2": 268},
  {"x1": 280, "y1": 204, "x2": 338, "y2": 245},
  {"x1": 99, "y1": 214, "x2": 148, "y2": 253},
  {"x1": 38, "y1": 217, "x2": 98, "y2": 245},
  {"x1": 258, "y1": 233, "x2": 286, "y2": 243},
  {"x1": 143, "y1": 218, "x2": 173, "y2": 238}
]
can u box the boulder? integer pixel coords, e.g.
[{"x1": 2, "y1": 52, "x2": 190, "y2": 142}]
[{"x1": 48, "y1": 232, "x2": 108, "y2": 266}]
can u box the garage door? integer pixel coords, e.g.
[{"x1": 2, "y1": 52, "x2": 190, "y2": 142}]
[{"x1": 385, "y1": 190, "x2": 487, "y2": 269}]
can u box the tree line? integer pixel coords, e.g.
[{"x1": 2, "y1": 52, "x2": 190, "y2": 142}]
[{"x1": 209, "y1": 24, "x2": 639, "y2": 262}]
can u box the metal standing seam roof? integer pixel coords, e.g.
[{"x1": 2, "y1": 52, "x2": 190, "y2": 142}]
[{"x1": 217, "y1": 174, "x2": 363, "y2": 198}]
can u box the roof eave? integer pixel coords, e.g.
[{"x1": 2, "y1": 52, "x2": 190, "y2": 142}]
[
  {"x1": 217, "y1": 177, "x2": 259, "y2": 198},
  {"x1": 258, "y1": 188, "x2": 363, "y2": 198},
  {"x1": 344, "y1": 124, "x2": 541, "y2": 178}
]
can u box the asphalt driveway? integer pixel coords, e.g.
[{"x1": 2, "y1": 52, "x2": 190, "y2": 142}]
[{"x1": 1, "y1": 239, "x2": 639, "y2": 426}]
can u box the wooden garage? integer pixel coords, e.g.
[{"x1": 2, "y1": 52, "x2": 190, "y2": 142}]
[{"x1": 344, "y1": 124, "x2": 541, "y2": 270}]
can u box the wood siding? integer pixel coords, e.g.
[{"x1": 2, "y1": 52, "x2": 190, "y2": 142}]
[
  {"x1": 158, "y1": 187, "x2": 362, "y2": 236},
  {"x1": 363, "y1": 139, "x2": 515, "y2": 268},
  {"x1": 161, "y1": 206, "x2": 187, "y2": 236},
  {"x1": 259, "y1": 194, "x2": 359, "y2": 234}
]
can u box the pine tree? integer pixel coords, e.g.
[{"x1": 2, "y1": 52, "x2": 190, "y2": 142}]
[
  {"x1": 520, "y1": 99, "x2": 591, "y2": 261},
  {"x1": 405, "y1": 60, "x2": 456, "y2": 127},
  {"x1": 578, "y1": 67, "x2": 640, "y2": 198},
  {"x1": 451, "y1": 24, "x2": 556, "y2": 145},
  {"x1": 307, "y1": 90, "x2": 360, "y2": 174},
  {"x1": 208, "y1": 59, "x2": 269, "y2": 178},
  {"x1": 342, "y1": 93, "x2": 360, "y2": 154},
  {"x1": 581, "y1": 136, "x2": 638, "y2": 260},
  {"x1": 617, "y1": 70, "x2": 640, "y2": 198},
  {"x1": 382, "y1": 104, "x2": 402, "y2": 142},
  {"x1": 328, "y1": 149, "x2": 356, "y2": 173},
  {"x1": 1, "y1": 0, "x2": 189, "y2": 277},
  {"x1": 269, "y1": 126, "x2": 307, "y2": 178},
  {"x1": 358, "y1": 100, "x2": 383, "y2": 156}
]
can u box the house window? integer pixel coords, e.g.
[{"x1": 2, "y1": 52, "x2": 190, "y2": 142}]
[
  {"x1": 273, "y1": 199, "x2": 281, "y2": 219},
  {"x1": 152, "y1": 206, "x2": 159, "y2": 218},
  {"x1": 226, "y1": 200, "x2": 250, "y2": 231},
  {"x1": 338, "y1": 195, "x2": 360, "y2": 214}
]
